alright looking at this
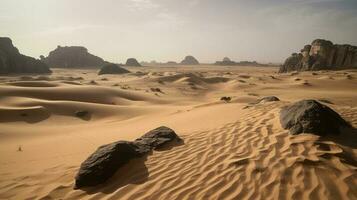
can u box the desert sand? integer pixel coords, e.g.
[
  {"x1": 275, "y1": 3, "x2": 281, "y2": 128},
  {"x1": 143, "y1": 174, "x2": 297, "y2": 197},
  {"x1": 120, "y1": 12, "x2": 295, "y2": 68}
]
[{"x1": 0, "y1": 65, "x2": 356, "y2": 200}]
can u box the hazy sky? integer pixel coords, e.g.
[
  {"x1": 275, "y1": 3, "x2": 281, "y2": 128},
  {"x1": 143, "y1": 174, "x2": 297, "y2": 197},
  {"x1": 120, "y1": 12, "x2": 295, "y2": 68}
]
[{"x1": 1, "y1": 0, "x2": 357, "y2": 63}]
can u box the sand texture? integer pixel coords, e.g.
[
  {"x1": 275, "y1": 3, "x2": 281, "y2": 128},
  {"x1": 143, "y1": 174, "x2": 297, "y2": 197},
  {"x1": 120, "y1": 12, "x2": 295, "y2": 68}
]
[{"x1": 0, "y1": 66, "x2": 357, "y2": 200}]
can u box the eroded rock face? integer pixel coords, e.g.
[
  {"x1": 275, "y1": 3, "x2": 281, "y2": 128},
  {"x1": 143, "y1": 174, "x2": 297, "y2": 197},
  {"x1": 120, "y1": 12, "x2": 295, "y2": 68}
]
[
  {"x1": 181, "y1": 56, "x2": 199, "y2": 65},
  {"x1": 280, "y1": 100, "x2": 350, "y2": 135},
  {"x1": 279, "y1": 39, "x2": 357, "y2": 72},
  {"x1": 74, "y1": 126, "x2": 181, "y2": 189},
  {"x1": 125, "y1": 58, "x2": 141, "y2": 66},
  {"x1": 44, "y1": 46, "x2": 105, "y2": 68},
  {"x1": 98, "y1": 64, "x2": 130, "y2": 75},
  {"x1": 0, "y1": 37, "x2": 51, "y2": 74}
]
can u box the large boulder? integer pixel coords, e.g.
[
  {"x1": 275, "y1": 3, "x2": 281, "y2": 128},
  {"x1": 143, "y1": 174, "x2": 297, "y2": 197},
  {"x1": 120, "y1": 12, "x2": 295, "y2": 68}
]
[
  {"x1": 125, "y1": 58, "x2": 141, "y2": 66},
  {"x1": 279, "y1": 39, "x2": 357, "y2": 72},
  {"x1": 43, "y1": 46, "x2": 106, "y2": 68},
  {"x1": 134, "y1": 126, "x2": 180, "y2": 150},
  {"x1": 0, "y1": 37, "x2": 51, "y2": 74},
  {"x1": 280, "y1": 100, "x2": 350, "y2": 135},
  {"x1": 181, "y1": 56, "x2": 199, "y2": 65},
  {"x1": 74, "y1": 126, "x2": 181, "y2": 189},
  {"x1": 98, "y1": 64, "x2": 130, "y2": 75},
  {"x1": 74, "y1": 141, "x2": 143, "y2": 189}
]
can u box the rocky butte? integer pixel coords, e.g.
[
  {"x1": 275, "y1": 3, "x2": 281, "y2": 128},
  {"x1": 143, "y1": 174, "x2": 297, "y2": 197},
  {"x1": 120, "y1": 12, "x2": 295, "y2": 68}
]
[
  {"x1": 0, "y1": 37, "x2": 51, "y2": 74},
  {"x1": 43, "y1": 46, "x2": 106, "y2": 68},
  {"x1": 279, "y1": 39, "x2": 357, "y2": 72},
  {"x1": 181, "y1": 56, "x2": 200, "y2": 65}
]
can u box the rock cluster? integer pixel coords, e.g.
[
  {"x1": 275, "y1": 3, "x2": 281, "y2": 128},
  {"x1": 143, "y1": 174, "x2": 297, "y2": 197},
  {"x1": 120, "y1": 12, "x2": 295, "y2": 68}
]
[
  {"x1": 125, "y1": 58, "x2": 141, "y2": 66},
  {"x1": 98, "y1": 64, "x2": 130, "y2": 75},
  {"x1": 0, "y1": 37, "x2": 51, "y2": 74},
  {"x1": 74, "y1": 126, "x2": 182, "y2": 189},
  {"x1": 43, "y1": 46, "x2": 106, "y2": 68},
  {"x1": 279, "y1": 39, "x2": 357, "y2": 72},
  {"x1": 215, "y1": 57, "x2": 263, "y2": 66},
  {"x1": 181, "y1": 56, "x2": 199, "y2": 65},
  {"x1": 215, "y1": 57, "x2": 236, "y2": 65},
  {"x1": 280, "y1": 100, "x2": 350, "y2": 135}
]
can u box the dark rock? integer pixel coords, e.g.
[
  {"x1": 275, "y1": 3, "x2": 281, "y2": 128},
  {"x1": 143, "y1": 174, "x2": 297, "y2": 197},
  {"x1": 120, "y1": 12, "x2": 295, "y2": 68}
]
[
  {"x1": 44, "y1": 46, "x2": 106, "y2": 68},
  {"x1": 150, "y1": 88, "x2": 162, "y2": 93},
  {"x1": 279, "y1": 39, "x2": 357, "y2": 73},
  {"x1": 181, "y1": 56, "x2": 199, "y2": 65},
  {"x1": 98, "y1": 64, "x2": 130, "y2": 75},
  {"x1": 258, "y1": 96, "x2": 280, "y2": 103},
  {"x1": 0, "y1": 37, "x2": 51, "y2": 74},
  {"x1": 220, "y1": 96, "x2": 232, "y2": 102},
  {"x1": 166, "y1": 61, "x2": 177, "y2": 65},
  {"x1": 74, "y1": 141, "x2": 143, "y2": 189},
  {"x1": 215, "y1": 57, "x2": 236, "y2": 66},
  {"x1": 125, "y1": 58, "x2": 141, "y2": 67},
  {"x1": 75, "y1": 110, "x2": 89, "y2": 118},
  {"x1": 215, "y1": 57, "x2": 264, "y2": 66},
  {"x1": 74, "y1": 126, "x2": 181, "y2": 189},
  {"x1": 134, "y1": 126, "x2": 181, "y2": 150},
  {"x1": 280, "y1": 100, "x2": 350, "y2": 135}
]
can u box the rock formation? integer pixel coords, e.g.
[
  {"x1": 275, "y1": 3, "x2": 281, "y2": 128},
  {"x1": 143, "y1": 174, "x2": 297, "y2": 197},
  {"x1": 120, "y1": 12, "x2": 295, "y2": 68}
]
[
  {"x1": 166, "y1": 61, "x2": 178, "y2": 65},
  {"x1": 98, "y1": 64, "x2": 130, "y2": 75},
  {"x1": 44, "y1": 46, "x2": 106, "y2": 68},
  {"x1": 280, "y1": 100, "x2": 350, "y2": 135},
  {"x1": 215, "y1": 57, "x2": 236, "y2": 65},
  {"x1": 279, "y1": 39, "x2": 357, "y2": 72},
  {"x1": 215, "y1": 57, "x2": 263, "y2": 66},
  {"x1": 0, "y1": 37, "x2": 51, "y2": 74},
  {"x1": 74, "y1": 126, "x2": 182, "y2": 189},
  {"x1": 125, "y1": 58, "x2": 141, "y2": 66},
  {"x1": 181, "y1": 56, "x2": 199, "y2": 65}
]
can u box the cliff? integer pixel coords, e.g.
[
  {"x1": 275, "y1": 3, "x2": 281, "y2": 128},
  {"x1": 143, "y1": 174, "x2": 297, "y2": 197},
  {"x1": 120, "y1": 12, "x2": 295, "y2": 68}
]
[
  {"x1": 279, "y1": 39, "x2": 357, "y2": 72},
  {"x1": 0, "y1": 37, "x2": 51, "y2": 74}
]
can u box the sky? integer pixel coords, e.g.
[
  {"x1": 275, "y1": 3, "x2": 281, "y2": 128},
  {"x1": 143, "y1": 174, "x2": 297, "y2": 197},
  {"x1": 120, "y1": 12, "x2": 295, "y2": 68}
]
[{"x1": 1, "y1": 0, "x2": 357, "y2": 63}]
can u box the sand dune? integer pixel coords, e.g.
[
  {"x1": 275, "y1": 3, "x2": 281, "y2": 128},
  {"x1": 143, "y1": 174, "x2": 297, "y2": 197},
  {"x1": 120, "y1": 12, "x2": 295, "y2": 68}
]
[{"x1": 0, "y1": 66, "x2": 356, "y2": 200}]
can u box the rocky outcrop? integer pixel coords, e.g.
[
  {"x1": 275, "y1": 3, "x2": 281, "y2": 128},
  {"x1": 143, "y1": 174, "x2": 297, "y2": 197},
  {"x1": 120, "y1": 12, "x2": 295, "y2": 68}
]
[
  {"x1": 279, "y1": 39, "x2": 357, "y2": 72},
  {"x1": 215, "y1": 57, "x2": 264, "y2": 66},
  {"x1": 74, "y1": 126, "x2": 182, "y2": 189},
  {"x1": 44, "y1": 46, "x2": 106, "y2": 68},
  {"x1": 215, "y1": 57, "x2": 236, "y2": 65},
  {"x1": 181, "y1": 56, "x2": 199, "y2": 65},
  {"x1": 0, "y1": 37, "x2": 51, "y2": 74},
  {"x1": 125, "y1": 58, "x2": 141, "y2": 66},
  {"x1": 280, "y1": 100, "x2": 350, "y2": 135},
  {"x1": 98, "y1": 64, "x2": 130, "y2": 75}
]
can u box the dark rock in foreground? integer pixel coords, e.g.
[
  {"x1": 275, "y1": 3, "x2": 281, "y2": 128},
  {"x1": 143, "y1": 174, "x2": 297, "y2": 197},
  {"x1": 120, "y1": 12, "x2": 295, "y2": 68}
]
[
  {"x1": 134, "y1": 126, "x2": 179, "y2": 150},
  {"x1": 74, "y1": 141, "x2": 142, "y2": 189},
  {"x1": 98, "y1": 64, "x2": 130, "y2": 75},
  {"x1": 125, "y1": 58, "x2": 141, "y2": 67},
  {"x1": 74, "y1": 126, "x2": 181, "y2": 189},
  {"x1": 43, "y1": 46, "x2": 106, "y2": 68},
  {"x1": 181, "y1": 56, "x2": 199, "y2": 65},
  {"x1": 279, "y1": 39, "x2": 357, "y2": 73},
  {"x1": 280, "y1": 100, "x2": 350, "y2": 135},
  {"x1": 0, "y1": 37, "x2": 51, "y2": 74}
]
